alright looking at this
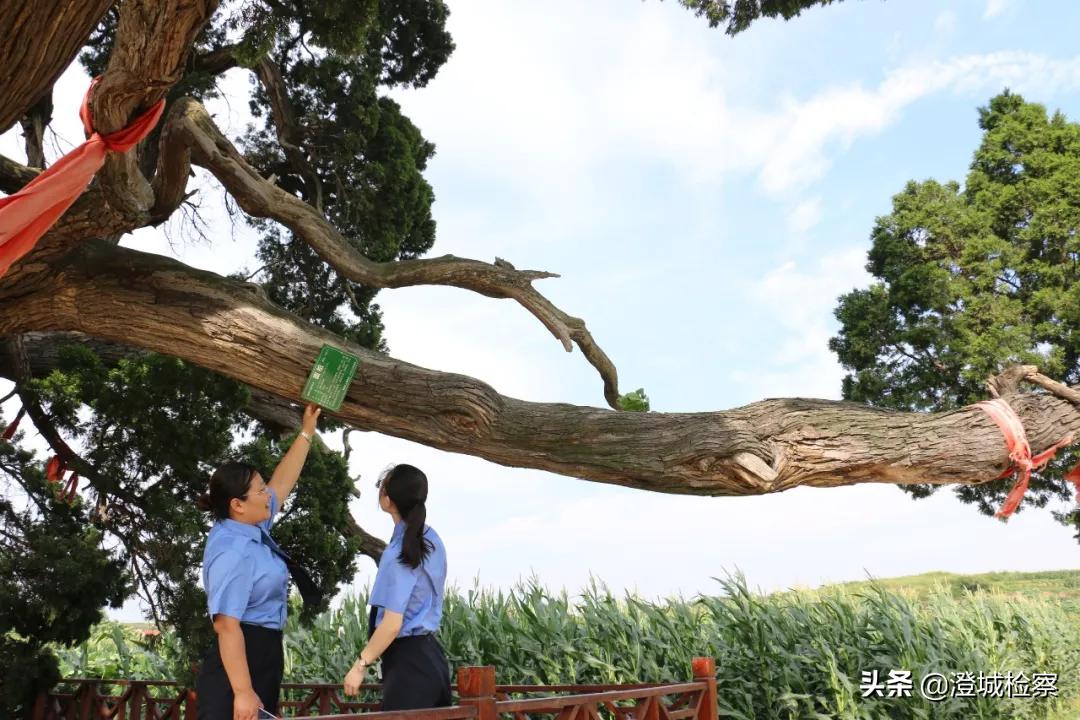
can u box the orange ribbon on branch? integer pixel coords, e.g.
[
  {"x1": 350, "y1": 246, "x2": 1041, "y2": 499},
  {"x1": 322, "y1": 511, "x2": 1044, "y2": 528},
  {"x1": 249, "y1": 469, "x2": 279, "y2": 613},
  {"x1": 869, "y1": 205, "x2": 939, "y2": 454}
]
[
  {"x1": 0, "y1": 79, "x2": 165, "y2": 277},
  {"x1": 975, "y1": 399, "x2": 1076, "y2": 519},
  {"x1": 64, "y1": 473, "x2": 80, "y2": 503},
  {"x1": 45, "y1": 455, "x2": 67, "y2": 484},
  {"x1": 1066, "y1": 465, "x2": 1080, "y2": 505},
  {"x1": 2, "y1": 407, "x2": 25, "y2": 440}
]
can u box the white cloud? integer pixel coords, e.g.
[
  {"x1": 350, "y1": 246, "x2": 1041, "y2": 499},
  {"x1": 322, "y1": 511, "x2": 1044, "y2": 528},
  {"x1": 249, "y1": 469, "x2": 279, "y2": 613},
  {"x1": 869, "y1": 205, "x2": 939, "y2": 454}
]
[
  {"x1": 751, "y1": 246, "x2": 869, "y2": 357},
  {"x1": 787, "y1": 197, "x2": 823, "y2": 234},
  {"x1": 730, "y1": 246, "x2": 870, "y2": 402},
  {"x1": 399, "y1": 3, "x2": 1080, "y2": 204},
  {"x1": 984, "y1": 0, "x2": 1013, "y2": 20},
  {"x1": 755, "y1": 53, "x2": 1080, "y2": 192},
  {"x1": 934, "y1": 10, "x2": 958, "y2": 36}
]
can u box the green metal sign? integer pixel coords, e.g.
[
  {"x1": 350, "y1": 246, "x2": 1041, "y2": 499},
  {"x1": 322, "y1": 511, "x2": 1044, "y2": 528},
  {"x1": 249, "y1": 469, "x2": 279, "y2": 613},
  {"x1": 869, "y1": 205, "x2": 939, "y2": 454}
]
[{"x1": 301, "y1": 344, "x2": 360, "y2": 411}]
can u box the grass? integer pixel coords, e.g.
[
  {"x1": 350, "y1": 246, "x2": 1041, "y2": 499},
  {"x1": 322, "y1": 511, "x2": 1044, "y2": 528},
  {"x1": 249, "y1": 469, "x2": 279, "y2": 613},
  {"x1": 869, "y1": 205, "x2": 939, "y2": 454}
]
[
  {"x1": 56, "y1": 569, "x2": 1080, "y2": 719},
  {"x1": 832, "y1": 569, "x2": 1080, "y2": 617},
  {"x1": 1048, "y1": 695, "x2": 1080, "y2": 720}
]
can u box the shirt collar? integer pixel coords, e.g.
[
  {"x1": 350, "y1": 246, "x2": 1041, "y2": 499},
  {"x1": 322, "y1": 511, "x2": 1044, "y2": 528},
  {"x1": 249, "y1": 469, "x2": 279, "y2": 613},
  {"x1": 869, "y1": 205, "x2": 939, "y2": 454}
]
[
  {"x1": 220, "y1": 518, "x2": 263, "y2": 541},
  {"x1": 390, "y1": 521, "x2": 429, "y2": 543}
]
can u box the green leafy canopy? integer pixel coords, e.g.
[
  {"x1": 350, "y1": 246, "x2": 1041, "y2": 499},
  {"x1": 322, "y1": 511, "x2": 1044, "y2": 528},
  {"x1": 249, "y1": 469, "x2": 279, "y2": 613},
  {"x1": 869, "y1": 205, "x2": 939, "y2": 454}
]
[{"x1": 830, "y1": 91, "x2": 1080, "y2": 527}]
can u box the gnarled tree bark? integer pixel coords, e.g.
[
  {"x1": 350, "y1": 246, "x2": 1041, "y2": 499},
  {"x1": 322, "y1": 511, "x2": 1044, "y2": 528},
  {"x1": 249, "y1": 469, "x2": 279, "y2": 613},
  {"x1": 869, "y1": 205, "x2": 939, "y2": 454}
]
[
  {"x1": 3, "y1": 240, "x2": 1078, "y2": 497},
  {"x1": 0, "y1": 0, "x2": 114, "y2": 133}
]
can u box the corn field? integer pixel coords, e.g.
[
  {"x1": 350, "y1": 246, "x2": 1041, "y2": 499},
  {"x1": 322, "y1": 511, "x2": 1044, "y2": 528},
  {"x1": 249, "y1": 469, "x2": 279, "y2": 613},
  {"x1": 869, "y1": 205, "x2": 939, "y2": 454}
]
[{"x1": 58, "y1": 575, "x2": 1080, "y2": 719}]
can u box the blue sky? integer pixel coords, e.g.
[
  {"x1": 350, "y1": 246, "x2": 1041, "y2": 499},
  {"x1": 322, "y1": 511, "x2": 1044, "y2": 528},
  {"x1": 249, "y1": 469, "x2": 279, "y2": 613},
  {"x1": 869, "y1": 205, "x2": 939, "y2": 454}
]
[{"x1": 3, "y1": 0, "x2": 1080, "y2": 621}]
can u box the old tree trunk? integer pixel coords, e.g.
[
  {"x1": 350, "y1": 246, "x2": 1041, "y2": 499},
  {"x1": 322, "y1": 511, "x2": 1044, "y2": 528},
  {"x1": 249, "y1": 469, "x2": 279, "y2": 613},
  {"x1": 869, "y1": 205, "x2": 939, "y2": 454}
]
[{"x1": 2, "y1": 0, "x2": 1080, "y2": 505}]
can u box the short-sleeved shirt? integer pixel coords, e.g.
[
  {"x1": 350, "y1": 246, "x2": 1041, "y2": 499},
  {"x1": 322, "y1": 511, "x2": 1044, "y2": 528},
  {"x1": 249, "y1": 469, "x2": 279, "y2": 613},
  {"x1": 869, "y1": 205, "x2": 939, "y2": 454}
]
[
  {"x1": 369, "y1": 523, "x2": 447, "y2": 636},
  {"x1": 202, "y1": 488, "x2": 289, "y2": 630}
]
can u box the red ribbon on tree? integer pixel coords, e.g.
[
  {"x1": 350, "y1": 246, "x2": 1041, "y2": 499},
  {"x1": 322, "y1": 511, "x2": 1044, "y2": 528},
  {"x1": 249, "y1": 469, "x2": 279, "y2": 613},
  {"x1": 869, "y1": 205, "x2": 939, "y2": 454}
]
[
  {"x1": 1, "y1": 407, "x2": 25, "y2": 440},
  {"x1": 64, "y1": 473, "x2": 80, "y2": 503},
  {"x1": 1066, "y1": 465, "x2": 1080, "y2": 505},
  {"x1": 0, "y1": 79, "x2": 165, "y2": 276},
  {"x1": 975, "y1": 398, "x2": 1075, "y2": 519},
  {"x1": 45, "y1": 455, "x2": 66, "y2": 484}
]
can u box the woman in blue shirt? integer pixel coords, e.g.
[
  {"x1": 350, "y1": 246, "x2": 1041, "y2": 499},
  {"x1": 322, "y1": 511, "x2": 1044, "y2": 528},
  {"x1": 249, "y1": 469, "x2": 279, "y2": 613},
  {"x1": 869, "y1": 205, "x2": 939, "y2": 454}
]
[
  {"x1": 195, "y1": 404, "x2": 320, "y2": 720},
  {"x1": 342, "y1": 464, "x2": 450, "y2": 710}
]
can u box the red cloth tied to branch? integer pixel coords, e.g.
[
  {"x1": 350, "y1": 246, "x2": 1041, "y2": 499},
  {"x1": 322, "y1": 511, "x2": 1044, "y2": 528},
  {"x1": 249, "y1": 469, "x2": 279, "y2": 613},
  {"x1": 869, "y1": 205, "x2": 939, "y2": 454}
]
[
  {"x1": 1, "y1": 407, "x2": 25, "y2": 440},
  {"x1": 0, "y1": 79, "x2": 165, "y2": 277},
  {"x1": 1065, "y1": 464, "x2": 1080, "y2": 505},
  {"x1": 975, "y1": 398, "x2": 1074, "y2": 519},
  {"x1": 45, "y1": 455, "x2": 66, "y2": 483}
]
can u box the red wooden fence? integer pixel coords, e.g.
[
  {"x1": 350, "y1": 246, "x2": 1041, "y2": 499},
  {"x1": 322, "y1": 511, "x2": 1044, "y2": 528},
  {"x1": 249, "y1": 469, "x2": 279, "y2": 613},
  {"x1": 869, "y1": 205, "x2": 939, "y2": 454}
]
[{"x1": 33, "y1": 657, "x2": 719, "y2": 720}]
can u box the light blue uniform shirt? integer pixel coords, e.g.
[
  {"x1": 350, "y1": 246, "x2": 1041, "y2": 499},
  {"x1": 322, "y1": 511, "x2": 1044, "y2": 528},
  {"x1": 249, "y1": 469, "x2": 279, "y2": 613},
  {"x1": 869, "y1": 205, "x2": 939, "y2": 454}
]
[
  {"x1": 369, "y1": 523, "x2": 447, "y2": 636},
  {"x1": 202, "y1": 488, "x2": 289, "y2": 630}
]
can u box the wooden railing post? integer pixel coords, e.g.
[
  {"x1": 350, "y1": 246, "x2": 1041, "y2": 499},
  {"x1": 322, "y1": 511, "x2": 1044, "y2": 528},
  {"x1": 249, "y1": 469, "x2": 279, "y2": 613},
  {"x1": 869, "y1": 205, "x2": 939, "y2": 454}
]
[
  {"x1": 79, "y1": 681, "x2": 97, "y2": 720},
  {"x1": 129, "y1": 680, "x2": 147, "y2": 720},
  {"x1": 185, "y1": 689, "x2": 198, "y2": 720},
  {"x1": 692, "y1": 657, "x2": 718, "y2": 720},
  {"x1": 319, "y1": 686, "x2": 333, "y2": 715},
  {"x1": 457, "y1": 666, "x2": 496, "y2": 720},
  {"x1": 32, "y1": 690, "x2": 47, "y2": 720}
]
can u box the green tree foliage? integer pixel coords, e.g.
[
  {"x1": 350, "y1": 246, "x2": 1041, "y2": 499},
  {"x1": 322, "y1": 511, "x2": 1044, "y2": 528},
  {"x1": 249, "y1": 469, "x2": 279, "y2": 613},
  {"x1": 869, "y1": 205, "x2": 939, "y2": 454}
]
[
  {"x1": 830, "y1": 92, "x2": 1080, "y2": 525},
  {"x1": 1, "y1": 1, "x2": 454, "y2": 713},
  {"x1": 617, "y1": 388, "x2": 651, "y2": 412},
  {"x1": 673, "y1": 0, "x2": 846, "y2": 35},
  {"x1": 0, "y1": 443, "x2": 128, "y2": 711}
]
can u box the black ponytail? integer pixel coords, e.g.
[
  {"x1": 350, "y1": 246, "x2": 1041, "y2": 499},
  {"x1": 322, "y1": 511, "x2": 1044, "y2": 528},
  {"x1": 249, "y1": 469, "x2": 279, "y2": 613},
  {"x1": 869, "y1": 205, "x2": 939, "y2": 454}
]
[
  {"x1": 200, "y1": 461, "x2": 259, "y2": 520},
  {"x1": 382, "y1": 464, "x2": 435, "y2": 569}
]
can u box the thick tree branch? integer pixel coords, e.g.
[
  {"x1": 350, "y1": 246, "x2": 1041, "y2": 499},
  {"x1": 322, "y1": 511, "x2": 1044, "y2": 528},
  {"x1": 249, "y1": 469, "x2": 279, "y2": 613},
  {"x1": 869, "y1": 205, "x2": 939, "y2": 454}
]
[
  {"x1": 1028, "y1": 372, "x2": 1080, "y2": 405},
  {"x1": 149, "y1": 101, "x2": 197, "y2": 222},
  {"x1": 3, "y1": 2, "x2": 218, "y2": 276},
  {"x1": 0, "y1": 0, "x2": 114, "y2": 133},
  {"x1": 0, "y1": 332, "x2": 303, "y2": 434},
  {"x1": 191, "y1": 43, "x2": 242, "y2": 77},
  {"x1": 0, "y1": 1, "x2": 219, "y2": 277},
  {"x1": 166, "y1": 97, "x2": 623, "y2": 408},
  {"x1": 90, "y1": 0, "x2": 219, "y2": 222},
  {"x1": 19, "y1": 90, "x2": 53, "y2": 170},
  {"x1": 254, "y1": 57, "x2": 324, "y2": 212},
  {"x1": 986, "y1": 365, "x2": 1034, "y2": 399},
  {"x1": 5, "y1": 241, "x2": 1080, "y2": 497},
  {"x1": 0, "y1": 154, "x2": 40, "y2": 193}
]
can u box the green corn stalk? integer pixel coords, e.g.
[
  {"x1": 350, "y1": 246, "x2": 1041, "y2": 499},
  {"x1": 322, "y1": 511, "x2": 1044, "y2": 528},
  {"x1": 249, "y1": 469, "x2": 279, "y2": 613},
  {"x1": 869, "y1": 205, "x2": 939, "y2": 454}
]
[{"x1": 58, "y1": 576, "x2": 1080, "y2": 719}]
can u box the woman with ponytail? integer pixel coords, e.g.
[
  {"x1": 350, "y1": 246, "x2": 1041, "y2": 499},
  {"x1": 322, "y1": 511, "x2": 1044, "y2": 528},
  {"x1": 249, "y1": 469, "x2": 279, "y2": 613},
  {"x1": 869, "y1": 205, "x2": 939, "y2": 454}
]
[{"x1": 342, "y1": 464, "x2": 450, "y2": 709}]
